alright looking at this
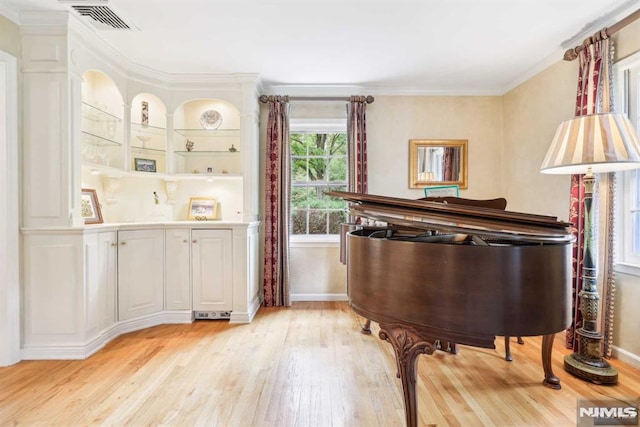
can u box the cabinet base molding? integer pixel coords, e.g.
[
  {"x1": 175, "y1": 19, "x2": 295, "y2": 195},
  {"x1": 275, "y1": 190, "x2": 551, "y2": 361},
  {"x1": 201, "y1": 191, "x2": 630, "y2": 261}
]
[
  {"x1": 22, "y1": 310, "x2": 193, "y2": 360},
  {"x1": 230, "y1": 294, "x2": 263, "y2": 324}
]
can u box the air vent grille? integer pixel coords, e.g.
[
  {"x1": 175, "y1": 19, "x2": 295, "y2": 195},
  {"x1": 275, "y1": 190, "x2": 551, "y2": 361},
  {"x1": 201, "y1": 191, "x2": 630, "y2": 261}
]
[{"x1": 71, "y1": 5, "x2": 130, "y2": 30}]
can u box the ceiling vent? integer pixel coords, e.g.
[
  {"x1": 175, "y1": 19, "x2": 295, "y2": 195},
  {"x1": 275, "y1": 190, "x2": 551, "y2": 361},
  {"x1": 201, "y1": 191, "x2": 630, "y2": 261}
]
[{"x1": 69, "y1": 5, "x2": 135, "y2": 30}]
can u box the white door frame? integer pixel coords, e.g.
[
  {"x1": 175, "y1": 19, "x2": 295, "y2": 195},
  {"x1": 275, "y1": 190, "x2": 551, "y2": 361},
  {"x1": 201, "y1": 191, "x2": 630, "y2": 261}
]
[{"x1": 0, "y1": 49, "x2": 20, "y2": 366}]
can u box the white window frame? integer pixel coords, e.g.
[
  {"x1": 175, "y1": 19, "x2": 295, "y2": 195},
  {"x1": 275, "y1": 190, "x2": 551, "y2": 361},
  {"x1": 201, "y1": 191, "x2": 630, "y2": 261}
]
[
  {"x1": 289, "y1": 118, "x2": 347, "y2": 247},
  {"x1": 614, "y1": 53, "x2": 640, "y2": 276}
]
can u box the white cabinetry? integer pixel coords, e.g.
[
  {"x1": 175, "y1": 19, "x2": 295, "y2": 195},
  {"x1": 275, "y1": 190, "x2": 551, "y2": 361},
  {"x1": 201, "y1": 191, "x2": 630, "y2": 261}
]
[
  {"x1": 90, "y1": 231, "x2": 117, "y2": 335},
  {"x1": 192, "y1": 229, "x2": 233, "y2": 312},
  {"x1": 117, "y1": 229, "x2": 164, "y2": 321},
  {"x1": 165, "y1": 228, "x2": 191, "y2": 310}
]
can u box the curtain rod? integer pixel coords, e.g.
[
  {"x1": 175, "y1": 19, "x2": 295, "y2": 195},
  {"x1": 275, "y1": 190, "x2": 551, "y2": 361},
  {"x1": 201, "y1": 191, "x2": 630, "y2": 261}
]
[
  {"x1": 258, "y1": 95, "x2": 374, "y2": 104},
  {"x1": 564, "y1": 8, "x2": 640, "y2": 61}
]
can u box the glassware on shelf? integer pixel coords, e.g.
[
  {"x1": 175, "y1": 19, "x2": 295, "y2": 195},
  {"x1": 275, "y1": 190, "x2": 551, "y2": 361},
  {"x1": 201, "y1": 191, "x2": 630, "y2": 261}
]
[{"x1": 135, "y1": 134, "x2": 152, "y2": 149}]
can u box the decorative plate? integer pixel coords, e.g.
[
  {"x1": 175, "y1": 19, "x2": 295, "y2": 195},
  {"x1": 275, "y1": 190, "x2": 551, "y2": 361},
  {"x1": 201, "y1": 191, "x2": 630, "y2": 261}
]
[{"x1": 199, "y1": 109, "x2": 223, "y2": 130}]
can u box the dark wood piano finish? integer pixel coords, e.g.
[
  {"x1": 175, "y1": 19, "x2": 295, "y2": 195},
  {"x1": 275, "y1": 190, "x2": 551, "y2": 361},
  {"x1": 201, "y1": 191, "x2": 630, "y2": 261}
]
[{"x1": 327, "y1": 191, "x2": 574, "y2": 427}]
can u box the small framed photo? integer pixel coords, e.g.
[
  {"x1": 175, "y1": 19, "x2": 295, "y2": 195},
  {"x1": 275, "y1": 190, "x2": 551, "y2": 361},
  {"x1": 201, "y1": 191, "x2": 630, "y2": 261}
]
[
  {"x1": 81, "y1": 188, "x2": 103, "y2": 224},
  {"x1": 188, "y1": 197, "x2": 217, "y2": 220},
  {"x1": 134, "y1": 157, "x2": 157, "y2": 173},
  {"x1": 424, "y1": 185, "x2": 460, "y2": 198}
]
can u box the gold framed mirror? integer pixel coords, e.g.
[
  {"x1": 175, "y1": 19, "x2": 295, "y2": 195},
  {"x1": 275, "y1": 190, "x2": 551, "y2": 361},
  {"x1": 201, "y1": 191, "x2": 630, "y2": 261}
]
[{"x1": 409, "y1": 139, "x2": 468, "y2": 189}]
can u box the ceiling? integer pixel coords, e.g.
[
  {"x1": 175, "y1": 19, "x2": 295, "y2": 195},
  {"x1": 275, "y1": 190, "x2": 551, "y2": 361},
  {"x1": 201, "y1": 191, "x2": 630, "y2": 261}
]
[{"x1": 2, "y1": 0, "x2": 639, "y2": 95}]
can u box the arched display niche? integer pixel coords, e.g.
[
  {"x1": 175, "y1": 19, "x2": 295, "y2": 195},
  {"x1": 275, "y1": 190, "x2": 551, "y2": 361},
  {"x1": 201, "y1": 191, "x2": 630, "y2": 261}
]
[
  {"x1": 80, "y1": 70, "x2": 125, "y2": 171},
  {"x1": 172, "y1": 98, "x2": 241, "y2": 176},
  {"x1": 130, "y1": 93, "x2": 167, "y2": 174}
]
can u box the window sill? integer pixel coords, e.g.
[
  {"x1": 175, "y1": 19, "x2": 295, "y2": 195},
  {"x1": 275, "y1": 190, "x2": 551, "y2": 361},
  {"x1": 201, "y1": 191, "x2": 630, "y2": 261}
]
[
  {"x1": 615, "y1": 262, "x2": 640, "y2": 277},
  {"x1": 290, "y1": 235, "x2": 340, "y2": 248}
]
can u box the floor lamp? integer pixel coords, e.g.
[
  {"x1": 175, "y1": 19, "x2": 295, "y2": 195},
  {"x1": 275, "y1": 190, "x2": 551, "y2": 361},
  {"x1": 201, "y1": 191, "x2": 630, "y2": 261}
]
[{"x1": 540, "y1": 112, "x2": 640, "y2": 384}]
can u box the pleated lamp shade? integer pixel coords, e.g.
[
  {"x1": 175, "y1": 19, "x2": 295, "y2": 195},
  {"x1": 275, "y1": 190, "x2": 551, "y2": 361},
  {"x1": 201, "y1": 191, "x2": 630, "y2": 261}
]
[{"x1": 540, "y1": 112, "x2": 640, "y2": 174}]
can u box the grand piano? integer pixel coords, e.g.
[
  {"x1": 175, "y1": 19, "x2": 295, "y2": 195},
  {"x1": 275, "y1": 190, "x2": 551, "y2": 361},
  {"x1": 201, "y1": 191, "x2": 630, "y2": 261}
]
[{"x1": 327, "y1": 191, "x2": 574, "y2": 427}]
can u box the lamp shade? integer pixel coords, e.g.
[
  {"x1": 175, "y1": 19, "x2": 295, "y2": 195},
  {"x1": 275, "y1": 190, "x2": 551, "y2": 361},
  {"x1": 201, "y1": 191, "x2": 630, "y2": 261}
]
[{"x1": 540, "y1": 112, "x2": 640, "y2": 174}]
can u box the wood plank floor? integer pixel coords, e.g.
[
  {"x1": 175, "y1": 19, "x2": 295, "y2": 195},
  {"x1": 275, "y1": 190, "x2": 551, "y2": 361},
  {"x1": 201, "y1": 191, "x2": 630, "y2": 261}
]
[{"x1": 0, "y1": 301, "x2": 638, "y2": 426}]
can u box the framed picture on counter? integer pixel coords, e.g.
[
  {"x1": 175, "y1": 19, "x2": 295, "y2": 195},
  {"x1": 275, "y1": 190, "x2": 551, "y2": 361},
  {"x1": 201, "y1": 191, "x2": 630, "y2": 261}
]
[
  {"x1": 188, "y1": 197, "x2": 217, "y2": 220},
  {"x1": 81, "y1": 188, "x2": 103, "y2": 224},
  {"x1": 423, "y1": 185, "x2": 460, "y2": 198}
]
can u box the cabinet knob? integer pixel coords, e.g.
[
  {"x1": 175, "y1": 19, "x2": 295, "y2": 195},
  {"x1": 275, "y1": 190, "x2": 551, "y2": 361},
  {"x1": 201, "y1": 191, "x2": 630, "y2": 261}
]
[
  {"x1": 111, "y1": 243, "x2": 117, "y2": 247},
  {"x1": 120, "y1": 241, "x2": 127, "y2": 246},
  {"x1": 183, "y1": 239, "x2": 188, "y2": 243},
  {"x1": 192, "y1": 239, "x2": 198, "y2": 243}
]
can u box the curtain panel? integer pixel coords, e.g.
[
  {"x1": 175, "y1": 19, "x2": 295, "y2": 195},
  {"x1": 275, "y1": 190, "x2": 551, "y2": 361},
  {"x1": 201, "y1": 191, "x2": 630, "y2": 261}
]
[
  {"x1": 566, "y1": 36, "x2": 616, "y2": 358},
  {"x1": 263, "y1": 96, "x2": 291, "y2": 307},
  {"x1": 347, "y1": 96, "x2": 369, "y2": 194}
]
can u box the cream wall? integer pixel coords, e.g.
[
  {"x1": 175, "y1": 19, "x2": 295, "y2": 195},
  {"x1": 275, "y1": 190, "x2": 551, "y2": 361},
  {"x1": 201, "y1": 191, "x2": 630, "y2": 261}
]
[
  {"x1": 502, "y1": 20, "x2": 640, "y2": 362},
  {"x1": 0, "y1": 15, "x2": 19, "y2": 57},
  {"x1": 366, "y1": 96, "x2": 504, "y2": 200},
  {"x1": 502, "y1": 61, "x2": 576, "y2": 220}
]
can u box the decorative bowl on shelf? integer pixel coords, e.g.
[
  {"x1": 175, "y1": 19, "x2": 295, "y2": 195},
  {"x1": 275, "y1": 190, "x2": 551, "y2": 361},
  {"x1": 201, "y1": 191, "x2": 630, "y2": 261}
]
[
  {"x1": 135, "y1": 134, "x2": 151, "y2": 148},
  {"x1": 199, "y1": 109, "x2": 223, "y2": 130}
]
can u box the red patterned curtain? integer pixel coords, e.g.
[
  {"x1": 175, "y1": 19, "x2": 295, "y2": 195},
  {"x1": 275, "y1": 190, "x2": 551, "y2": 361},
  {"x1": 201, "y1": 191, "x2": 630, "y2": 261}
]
[
  {"x1": 566, "y1": 34, "x2": 616, "y2": 357},
  {"x1": 443, "y1": 147, "x2": 457, "y2": 181},
  {"x1": 347, "y1": 96, "x2": 368, "y2": 194},
  {"x1": 263, "y1": 96, "x2": 291, "y2": 307}
]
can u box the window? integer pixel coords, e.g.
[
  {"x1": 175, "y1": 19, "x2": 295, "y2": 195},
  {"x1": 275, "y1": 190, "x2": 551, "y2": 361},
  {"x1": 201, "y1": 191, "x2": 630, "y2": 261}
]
[
  {"x1": 615, "y1": 53, "x2": 640, "y2": 274},
  {"x1": 290, "y1": 120, "x2": 348, "y2": 241}
]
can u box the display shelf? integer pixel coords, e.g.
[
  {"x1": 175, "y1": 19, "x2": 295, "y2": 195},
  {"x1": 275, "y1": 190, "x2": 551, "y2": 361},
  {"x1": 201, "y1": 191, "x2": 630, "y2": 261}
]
[
  {"x1": 172, "y1": 173, "x2": 242, "y2": 179},
  {"x1": 82, "y1": 102, "x2": 121, "y2": 122},
  {"x1": 174, "y1": 128, "x2": 240, "y2": 138},
  {"x1": 131, "y1": 146, "x2": 166, "y2": 154},
  {"x1": 174, "y1": 150, "x2": 240, "y2": 158},
  {"x1": 82, "y1": 131, "x2": 122, "y2": 146},
  {"x1": 131, "y1": 123, "x2": 166, "y2": 135}
]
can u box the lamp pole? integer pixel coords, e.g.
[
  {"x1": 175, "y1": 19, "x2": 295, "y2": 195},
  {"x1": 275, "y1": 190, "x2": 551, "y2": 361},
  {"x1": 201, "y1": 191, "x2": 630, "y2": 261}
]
[{"x1": 563, "y1": 168, "x2": 618, "y2": 384}]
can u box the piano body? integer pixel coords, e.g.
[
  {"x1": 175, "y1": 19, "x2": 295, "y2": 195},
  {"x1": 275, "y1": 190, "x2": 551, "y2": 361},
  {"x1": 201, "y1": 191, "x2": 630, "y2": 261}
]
[{"x1": 327, "y1": 191, "x2": 574, "y2": 427}]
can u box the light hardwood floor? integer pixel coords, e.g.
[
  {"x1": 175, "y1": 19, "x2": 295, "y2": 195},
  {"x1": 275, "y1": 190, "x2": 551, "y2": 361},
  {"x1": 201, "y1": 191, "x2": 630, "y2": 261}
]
[{"x1": 1, "y1": 301, "x2": 638, "y2": 426}]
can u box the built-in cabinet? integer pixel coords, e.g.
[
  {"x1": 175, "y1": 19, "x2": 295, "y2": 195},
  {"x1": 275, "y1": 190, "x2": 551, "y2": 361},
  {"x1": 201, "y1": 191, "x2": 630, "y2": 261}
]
[
  {"x1": 165, "y1": 228, "x2": 191, "y2": 310},
  {"x1": 191, "y1": 229, "x2": 233, "y2": 312},
  {"x1": 19, "y1": 12, "x2": 262, "y2": 362},
  {"x1": 95, "y1": 231, "x2": 117, "y2": 335},
  {"x1": 117, "y1": 229, "x2": 165, "y2": 321}
]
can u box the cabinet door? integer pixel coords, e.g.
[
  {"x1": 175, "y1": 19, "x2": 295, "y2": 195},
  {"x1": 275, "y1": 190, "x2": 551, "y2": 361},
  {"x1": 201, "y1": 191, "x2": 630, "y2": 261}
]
[
  {"x1": 117, "y1": 229, "x2": 164, "y2": 321},
  {"x1": 84, "y1": 231, "x2": 117, "y2": 338},
  {"x1": 192, "y1": 229, "x2": 232, "y2": 311},
  {"x1": 98, "y1": 231, "x2": 118, "y2": 330},
  {"x1": 165, "y1": 229, "x2": 191, "y2": 310}
]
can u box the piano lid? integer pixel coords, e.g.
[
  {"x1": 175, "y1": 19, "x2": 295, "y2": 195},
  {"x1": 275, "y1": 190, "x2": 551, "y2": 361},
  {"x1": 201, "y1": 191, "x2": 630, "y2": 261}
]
[{"x1": 326, "y1": 191, "x2": 574, "y2": 243}]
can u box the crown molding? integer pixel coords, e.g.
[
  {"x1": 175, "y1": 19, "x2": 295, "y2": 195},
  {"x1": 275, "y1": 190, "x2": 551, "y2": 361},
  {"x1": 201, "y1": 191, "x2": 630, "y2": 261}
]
[
  {"x1": 559, "y1": 0, "x2": 640, "y2": 50},
  {"x1": 0, "y1": 3, "x2": 20, "y2": 24},
  {"x1": 261, "y1": 83, "x2": 502, "y2": 97},
  {"x1": 502, "y1": 0, "x2": 640, "y2": 95}
]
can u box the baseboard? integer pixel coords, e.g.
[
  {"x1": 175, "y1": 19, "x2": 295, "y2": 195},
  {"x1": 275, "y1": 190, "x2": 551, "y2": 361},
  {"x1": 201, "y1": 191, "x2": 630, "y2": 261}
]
[
  {"x1": 291, "y1": 293, "x2": 348, "y2": 301},
  {"x1": 230, "y1": 294, "x2": 263, "y2": 324},
  {"x1": 22, "y1": 310, "x2": 193, "y2": 360},
  {"x1": 611, "y1": 345, "x2": 640, "y2": 370}
]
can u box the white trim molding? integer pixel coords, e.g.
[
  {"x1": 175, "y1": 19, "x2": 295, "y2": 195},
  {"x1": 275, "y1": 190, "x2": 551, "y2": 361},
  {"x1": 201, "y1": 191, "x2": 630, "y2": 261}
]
[
  {"x1": 0, "y1": 50, "x2": 20, "y2": 366},
  {"x1": 611, "y1": 345, "x2": 640, "y2": 370},
  {"x1": 291, "y1": 293, "x2": 348, "y2": 302}
]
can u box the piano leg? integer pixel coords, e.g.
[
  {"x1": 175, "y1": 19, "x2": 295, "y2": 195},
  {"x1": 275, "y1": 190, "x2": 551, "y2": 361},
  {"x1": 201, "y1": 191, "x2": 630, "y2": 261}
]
[
  {"x1": 505, "y1": 336, "x2": 513, "y2": 362},
  {"x1": 504, "y1": 336, "x2": 525, "y2": 361},
  {"x1": 378, "y1": 323, "x2": 436, "y2": 427},
  {"x1": 362, "y1": 319, "x2": 372, "y2": 335},
  {"x1": 542, "y1": 333, "x2": 561, "y2": 390}
]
